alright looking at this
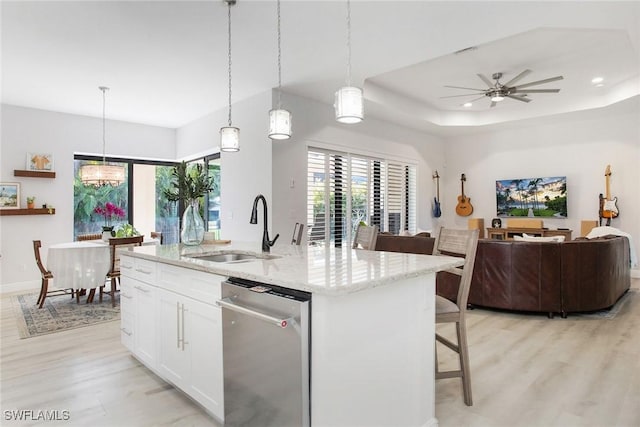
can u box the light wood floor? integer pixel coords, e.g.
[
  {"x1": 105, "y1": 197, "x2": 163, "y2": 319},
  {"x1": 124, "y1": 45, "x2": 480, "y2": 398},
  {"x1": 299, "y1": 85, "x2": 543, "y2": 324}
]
[{"x1": 1, "y1": 280, "x2": 638, "y2": 427}]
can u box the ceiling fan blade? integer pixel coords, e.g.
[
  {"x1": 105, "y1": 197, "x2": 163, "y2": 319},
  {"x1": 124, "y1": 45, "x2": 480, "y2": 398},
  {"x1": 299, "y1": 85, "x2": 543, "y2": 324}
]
[
  {"x1": 444, "y1": 85, "x2": 486, "y2": 92},
  {"x1": 512, "y1": 89, "x2": 560, "y2": 93},
  {"x1": 490, "y1": 101, "x2": 497, "y2": 108},
  {"x1": 477, "y1": 74, "x2": 495, "y2": 88},
  {"x1": 440, "y1": 93, "x2": 485, "y2": 99},
  {"x1": 459, "y1": 95, "x2": 488, "y2": 106},
  {"x1": 514, "y1": 76, "x2": 564, "y2": 89},
  {"x1": 506, "y1": 94, "x2": 531, "y2": 103},
  {"x1": 503, "y1": 69, "x2": 532, "y2": 87}
]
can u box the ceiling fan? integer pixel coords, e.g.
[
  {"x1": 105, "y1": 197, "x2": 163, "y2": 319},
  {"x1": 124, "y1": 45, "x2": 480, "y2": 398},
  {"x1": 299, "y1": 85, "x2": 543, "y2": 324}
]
[{"x1": 442, "y1": 69, "x2": 563, "y2": 108}]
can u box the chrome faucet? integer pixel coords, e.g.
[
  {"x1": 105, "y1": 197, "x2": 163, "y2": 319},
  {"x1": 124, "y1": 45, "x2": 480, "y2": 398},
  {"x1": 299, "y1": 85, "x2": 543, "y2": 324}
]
[{"x1": 250, "y1": 194, "x2": 279, "y2": 252}]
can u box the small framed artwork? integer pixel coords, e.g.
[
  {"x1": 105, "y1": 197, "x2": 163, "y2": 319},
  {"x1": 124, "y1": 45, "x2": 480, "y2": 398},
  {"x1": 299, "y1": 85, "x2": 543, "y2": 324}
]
[
  {"x1": 0, "y1": 183, "x2": 20, "y2": 209},
  {"x1": 26, "y1": 153, "x2": 54, "y2": 171}
]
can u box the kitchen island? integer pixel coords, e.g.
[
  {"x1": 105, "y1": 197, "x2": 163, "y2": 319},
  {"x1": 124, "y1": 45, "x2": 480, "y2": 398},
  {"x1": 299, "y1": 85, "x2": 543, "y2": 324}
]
[{"x1": 119, "y1": 242, "x2": 463, "y2": 427}]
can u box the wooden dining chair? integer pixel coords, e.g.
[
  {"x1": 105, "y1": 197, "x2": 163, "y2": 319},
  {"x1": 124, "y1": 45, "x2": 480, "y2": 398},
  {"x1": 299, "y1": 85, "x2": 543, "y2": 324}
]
[
  {"x1": 150, "y1": 231, "x2": 163, "y2": 244},
  {"x1": 77, "y1": 233, "x2": 102, "y2": 241},
  {"x1": 432, "y1": 226, "x2": 479, "y2": 406},
  {"x1": 352, "y1": 224, "x2": 379, "y2": 250},
  {"x1": 33, "y1": 240, "x2": 75, "y2": 308},
  {"x1": 100, "y1": 236, "x2": 144, "y2": 307}
]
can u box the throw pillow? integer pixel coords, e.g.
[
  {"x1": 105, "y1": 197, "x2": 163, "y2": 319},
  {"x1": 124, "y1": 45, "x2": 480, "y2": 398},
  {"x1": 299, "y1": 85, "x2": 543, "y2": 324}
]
[{"x1": 513, "y1": 233, "x2": 565, "y2": 243}]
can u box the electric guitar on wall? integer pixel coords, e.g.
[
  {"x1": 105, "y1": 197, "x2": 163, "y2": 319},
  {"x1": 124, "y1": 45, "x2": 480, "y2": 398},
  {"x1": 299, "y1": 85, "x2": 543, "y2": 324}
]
[
  {"x1": 600, "y1": 164, "x2": 619, "y2": 225},
  {"x1": 455, "y1": 173, "x2": 474, "y2": 216},
  {"x1": 432, "y1": 171, "x2": 442, "y2": 218}
]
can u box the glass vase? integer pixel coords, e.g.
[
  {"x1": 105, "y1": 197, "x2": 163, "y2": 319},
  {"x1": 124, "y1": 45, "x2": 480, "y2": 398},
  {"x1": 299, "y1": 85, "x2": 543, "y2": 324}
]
[{"x1": 181, "y1": 200, "x2": 205, "y2": 246}]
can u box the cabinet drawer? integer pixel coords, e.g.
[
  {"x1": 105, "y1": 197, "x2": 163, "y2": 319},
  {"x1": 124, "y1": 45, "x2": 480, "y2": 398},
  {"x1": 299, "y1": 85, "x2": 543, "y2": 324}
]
[
  {"x1": 120, "y1": 255, "x2": 157, "y2": 284},
  {"x1": 157, "y1": 263, "x2": 223, "y2": 304}
]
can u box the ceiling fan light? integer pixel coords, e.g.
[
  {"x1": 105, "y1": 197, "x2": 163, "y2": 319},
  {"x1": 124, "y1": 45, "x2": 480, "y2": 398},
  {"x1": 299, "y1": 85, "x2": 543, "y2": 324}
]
[
  {"x1": 268, "y1": 108, "x2": 292, "y2": 140},
  {"x1": 591, "y1": 77, "x2": 604, "y2": 84},
  {"x1": 220, "y1": 126, "x2": 240, "y2": 152},
  {"x1": 335, "y1": 86, "x2": 363, "y2": 124},
  {"x1": 491, "y1": 94, "x2": 505, "y2": 102},
  {"x1": 463, "y1": 102, "x2": 473, "y2": 108}
]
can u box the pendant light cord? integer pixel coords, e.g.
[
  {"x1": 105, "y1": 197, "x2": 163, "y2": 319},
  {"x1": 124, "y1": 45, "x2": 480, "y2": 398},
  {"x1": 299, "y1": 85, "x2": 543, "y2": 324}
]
[
  {"x1": 227, "y1": 1, "x2": 233, "y2": 127},
  {"x1": 276, "y1": 0, "x2": 282, "y2": 109},
  {"x1": 100, "y1": 86, "x2": 108, "y2": 164},
  {"x1": 346, "y1": 0, "x2": 352, "y2": 86}
]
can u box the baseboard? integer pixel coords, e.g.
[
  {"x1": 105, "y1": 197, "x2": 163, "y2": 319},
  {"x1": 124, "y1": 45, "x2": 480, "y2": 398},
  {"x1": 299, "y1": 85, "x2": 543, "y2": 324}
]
[
  {"x1": 1, "y1": 280, "x2": 40, "y2": 295},
  {"x1": 632, "y1": 268, "x2": 640, "y2": 279}
]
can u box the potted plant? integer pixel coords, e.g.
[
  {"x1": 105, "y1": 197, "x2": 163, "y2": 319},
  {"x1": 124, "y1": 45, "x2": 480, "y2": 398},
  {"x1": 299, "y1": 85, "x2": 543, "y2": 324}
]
[
  {"x1": 26, "y1": 196, "x2": 35, "y2": 209},
  {"x1": 164, "y1": 161, "x2": 214, "y2": 245},
  {"x1": 94, "y1": 202, "x2": 126, "y2": 241}
]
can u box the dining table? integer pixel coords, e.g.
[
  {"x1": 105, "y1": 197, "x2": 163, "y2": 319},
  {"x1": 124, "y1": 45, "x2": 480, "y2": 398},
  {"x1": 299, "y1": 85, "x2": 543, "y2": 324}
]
[{"x1": 47, "y1": 238, "x2": 159, "y2": 302}]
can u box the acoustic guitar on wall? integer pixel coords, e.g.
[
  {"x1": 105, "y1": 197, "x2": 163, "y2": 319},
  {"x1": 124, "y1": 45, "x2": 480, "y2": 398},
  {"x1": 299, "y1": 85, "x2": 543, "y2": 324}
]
[
  {"x1": 432, "y1": 171, "x2": 442, "y2": 218},
  {"x1": 455, "y1": 173, "x2": 474, "y2": 216},
  {"x1": 600, "y1": 164, "x2": 619, "y2": 225}
]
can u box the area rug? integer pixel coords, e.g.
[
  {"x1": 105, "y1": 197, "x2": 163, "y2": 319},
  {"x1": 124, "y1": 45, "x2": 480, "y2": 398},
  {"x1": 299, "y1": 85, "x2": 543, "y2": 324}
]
[
  {"x1": 577, "y1": 288, "x2": 637, "y2": 320},
  {"x1": 11, "y1": 292, "x2": 120, "y2": 339}
]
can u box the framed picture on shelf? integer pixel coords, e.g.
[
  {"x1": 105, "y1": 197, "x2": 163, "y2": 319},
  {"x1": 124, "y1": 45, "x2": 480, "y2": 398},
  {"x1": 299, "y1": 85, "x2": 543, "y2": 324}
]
[
  {"x1": 26, "y1": 153, "x2": 54, "y2": 171},
  {"x1": 0, "y1": 183, "x2": 20, "y2": 209}
]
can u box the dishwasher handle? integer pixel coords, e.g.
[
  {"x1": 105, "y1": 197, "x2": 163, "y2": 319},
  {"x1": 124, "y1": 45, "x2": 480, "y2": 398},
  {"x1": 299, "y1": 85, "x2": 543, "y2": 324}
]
[{"x1": 217, "y1": 297, "x2": 293, "y2": 329}]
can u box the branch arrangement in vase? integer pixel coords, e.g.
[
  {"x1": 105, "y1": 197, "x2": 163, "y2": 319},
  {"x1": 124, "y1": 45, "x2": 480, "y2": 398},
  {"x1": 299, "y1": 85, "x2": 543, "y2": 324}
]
[{"x1": 163, "y1": 161, "x2": 214, "y2": 203}]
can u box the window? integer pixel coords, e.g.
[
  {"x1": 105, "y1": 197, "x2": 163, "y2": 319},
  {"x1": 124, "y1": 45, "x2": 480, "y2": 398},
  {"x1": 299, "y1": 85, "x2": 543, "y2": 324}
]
[
  {"x1": 74, "y1": 156, "x2": 180, "y2": 243},
  {"x1": 307, "y1": 148, "x2": 416, "y2": 247}
]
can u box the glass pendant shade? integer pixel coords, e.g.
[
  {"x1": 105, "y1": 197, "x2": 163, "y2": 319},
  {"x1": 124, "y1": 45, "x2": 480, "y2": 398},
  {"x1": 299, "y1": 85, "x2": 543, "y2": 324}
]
[
  {"x1": 220, "y1": 126, "x2": 240, "y2": 152},
  {"x1": 79, "y1": 164, "x2": 126, "y2": 187},
  {"x1": 268, "y1": 108, "x2": 292, "y2": 140},
  {"x1": 335, "y1": 86, "x2": 363, "y2": 124}
]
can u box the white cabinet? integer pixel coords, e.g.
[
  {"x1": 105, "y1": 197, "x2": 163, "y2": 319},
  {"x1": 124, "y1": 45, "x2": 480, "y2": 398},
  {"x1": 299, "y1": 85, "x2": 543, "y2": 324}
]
[
  {"x1": 119, "y1": 255, "x2": 158, "y2": 368},
  {"x1": 120, "y1": 254, "x2": 224, "y2": 421},
  {"x1": 157, "y1": 289, "x2": 223, "y2": 417},
  {"x1": 156, "y1": 264, "x2": 224, "y2": 419}
]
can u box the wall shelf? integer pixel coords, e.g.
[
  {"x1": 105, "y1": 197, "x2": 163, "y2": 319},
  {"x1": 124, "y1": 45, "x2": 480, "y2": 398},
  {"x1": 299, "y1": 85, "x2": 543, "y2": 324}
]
[
  {"x1": 0, "y1": 208, "x2": 56, "y2": 216},
  {"x1": 13, "y1": 170, "x2": 56, "y2": 178}
]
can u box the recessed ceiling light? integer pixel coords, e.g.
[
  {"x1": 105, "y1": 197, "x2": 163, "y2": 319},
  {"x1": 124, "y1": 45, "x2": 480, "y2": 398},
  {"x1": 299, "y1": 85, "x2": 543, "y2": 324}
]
[
  {"x1": 463, "y1": 102, "x2": 473, "y2": 108},
  {"x1": 591, "y1": 77, "x2": 604, "y2": 84}
]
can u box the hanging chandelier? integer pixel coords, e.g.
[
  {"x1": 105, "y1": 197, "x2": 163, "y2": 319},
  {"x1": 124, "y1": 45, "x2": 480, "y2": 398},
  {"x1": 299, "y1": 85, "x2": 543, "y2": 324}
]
[
  {"x1": 220, "y1": 0, "x2": 240, "y2": 152},
  {"x1": 334, "y1": 0, "x2": 363, "y2": 124},
  {"x1": 79, "y1": 86, "x2": 126, "y2": 187},
  {"x1": 268, "y1": 0, "x2": 291, "y2": 140}
]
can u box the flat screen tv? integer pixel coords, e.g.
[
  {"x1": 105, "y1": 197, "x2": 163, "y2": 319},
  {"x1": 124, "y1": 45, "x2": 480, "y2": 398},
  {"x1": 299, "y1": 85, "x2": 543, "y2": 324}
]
[{"x1": 496, "y1": 176, "x2": 567, "y2": 218}]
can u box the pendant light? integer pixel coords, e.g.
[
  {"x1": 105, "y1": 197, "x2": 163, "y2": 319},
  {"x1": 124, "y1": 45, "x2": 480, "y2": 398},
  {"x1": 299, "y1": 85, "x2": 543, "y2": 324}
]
[
  {"x1": 268, "y1": 0, "x2": 291, "y2": 140},
  {"x1": 79, "y1": 86, "x2": 126, "y2": 187},
  {"x1": 220, "y1": 0, "x2": 240, "y2": 152},
  {"x1": 334, "y1": 0, "x2": 363, "y2": 124}
]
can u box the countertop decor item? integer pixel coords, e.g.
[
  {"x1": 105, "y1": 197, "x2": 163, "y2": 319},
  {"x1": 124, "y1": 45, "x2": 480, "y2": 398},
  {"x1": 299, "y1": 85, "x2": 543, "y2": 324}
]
[{"x1": 164, "y1": 161, "x2": 214, "y2": 245}]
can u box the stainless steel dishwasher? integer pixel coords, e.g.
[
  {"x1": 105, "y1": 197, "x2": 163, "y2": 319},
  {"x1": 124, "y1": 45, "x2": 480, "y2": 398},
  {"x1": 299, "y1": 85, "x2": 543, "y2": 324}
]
[{"x1": 217, "y1": 277, "x2": 311, "y2": 427}]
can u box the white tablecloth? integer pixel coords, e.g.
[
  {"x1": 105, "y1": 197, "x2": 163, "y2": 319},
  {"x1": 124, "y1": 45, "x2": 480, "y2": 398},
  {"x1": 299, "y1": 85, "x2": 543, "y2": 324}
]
[
  {"x1": 47, "y1": 238, "x2": 159, "y2": 290},
  {"x1": 47, "y1": 242, "x2": 110, "y2": 290}
]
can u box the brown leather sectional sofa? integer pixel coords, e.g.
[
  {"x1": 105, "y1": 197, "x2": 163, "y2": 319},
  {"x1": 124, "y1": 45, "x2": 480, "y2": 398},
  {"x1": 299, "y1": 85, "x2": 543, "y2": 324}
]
[{"x1": 375, "y1": 233, "x2": 631, "y2": 318}]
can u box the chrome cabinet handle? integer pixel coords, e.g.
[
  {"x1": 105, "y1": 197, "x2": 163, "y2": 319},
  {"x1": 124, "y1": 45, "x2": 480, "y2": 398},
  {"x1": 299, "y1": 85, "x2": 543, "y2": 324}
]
[
  {"x1": 121, "y1": 293, "x2": 133, "y2": 299},
  {"x1": 217, "y1": 297, "x2": 293, "y2": 329},
  {"x1": 121, "y1": 264, "x2": 133, "y2": 269},
  {"x1": 176, "y1": 301, "x2": 181, "y2": 349},
  {"x1": 181, "y1": 303, "x2": 188, "y2": 351},
  {"x1": 134, "y1": 285, "x2": 150, "y2": 293},
  {"x1": 135, "y1": 268, "x2": 152, "y2": 274},
  {"x1": 120, "y1": 328, "x2": 132, "y2": 336}
]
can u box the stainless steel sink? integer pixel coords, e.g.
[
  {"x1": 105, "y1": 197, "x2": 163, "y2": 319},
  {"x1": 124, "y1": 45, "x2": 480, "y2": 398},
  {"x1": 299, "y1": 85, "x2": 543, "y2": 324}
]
[{"x1": 186, "y1": 252, "x2": 280, "y2": 263}]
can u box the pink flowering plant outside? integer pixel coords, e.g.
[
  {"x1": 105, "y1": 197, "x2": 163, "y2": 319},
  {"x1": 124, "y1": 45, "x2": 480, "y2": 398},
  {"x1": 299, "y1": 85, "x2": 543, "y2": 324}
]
[{"x1": 94, "y1": 202, "x2": 126, "y2": 228}]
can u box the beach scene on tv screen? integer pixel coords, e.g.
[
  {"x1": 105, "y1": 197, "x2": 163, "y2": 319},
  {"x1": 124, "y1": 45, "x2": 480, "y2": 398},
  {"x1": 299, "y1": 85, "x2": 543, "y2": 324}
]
[{"x1": 496, "y1": 176, "x2": 567, "y2": 218}]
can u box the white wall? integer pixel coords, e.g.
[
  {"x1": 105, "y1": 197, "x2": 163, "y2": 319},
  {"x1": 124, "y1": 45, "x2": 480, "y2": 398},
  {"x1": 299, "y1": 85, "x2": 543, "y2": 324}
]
[
  {"x1": 176, "y1": 91, "x2": 273, "y2": 243},
  {"x1": 0, "y1": 104, "x2": 176, "y2": 291},
  {"x1": 441, "y1": 98, "x2": 640, "y2": 275},
  {"x1": 271, "y1": 92, "x2": 446, "y2": 245}
]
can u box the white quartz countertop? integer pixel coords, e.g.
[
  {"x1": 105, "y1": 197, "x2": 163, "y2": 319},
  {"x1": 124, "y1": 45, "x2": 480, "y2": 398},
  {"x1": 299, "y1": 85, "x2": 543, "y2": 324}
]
[{"x1": 121, "y1": 241, "x2": 464, "y2": 296}]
